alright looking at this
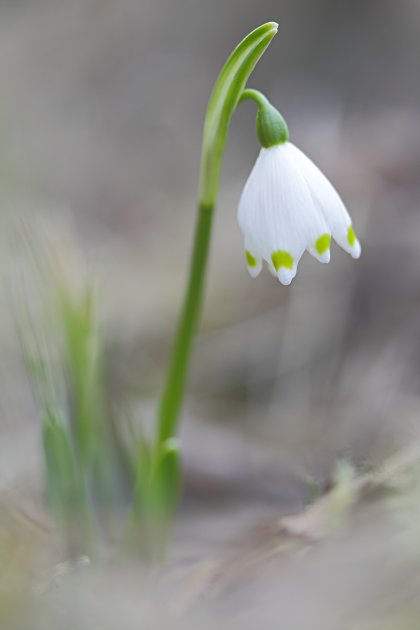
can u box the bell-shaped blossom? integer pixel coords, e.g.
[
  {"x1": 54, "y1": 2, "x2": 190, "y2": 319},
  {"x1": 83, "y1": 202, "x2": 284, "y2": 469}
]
[{"x1": 238, "y1": 142, "x2": 361, "y2": 285}]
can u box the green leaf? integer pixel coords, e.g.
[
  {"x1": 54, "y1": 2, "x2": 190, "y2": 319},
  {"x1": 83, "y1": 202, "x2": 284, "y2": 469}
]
[
  {"x1": 42, "y1": 412, "x2": 81, "y2": 518},
  {"x1": 57, "y1": 284, "x2": 103, "y2": 469},
  {"x1": 199, "y1": 22, "x2": 278, "y2": 206},
  {"x1": 133, "y1": 438, "x2": 181, "y2": 520},
  {"x1": 130, "y1": 439, "x2": 181, "y2": 560},
  {"x1": 132, "y1": 439, "x2": 154, "y2": 517},
  {"x1": 151, "y1": 438, "x2": 181, "y2": 518},
  {"x1": 43, "y1": 411, "x2": 94, "y2": 553}
]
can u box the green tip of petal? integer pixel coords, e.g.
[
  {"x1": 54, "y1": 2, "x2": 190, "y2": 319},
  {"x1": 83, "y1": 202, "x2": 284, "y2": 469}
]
[
  {"x1": 245, "y1": 249, "x2": 258, "y2": 268},
  {"x1": 347, "y1": 225, "x2": 357, "y2": 247},
  {"x1": 315, "y1": 233, "x2": 331, "y2": 255},
  {"x1": 271, "y1": 250, "x2": 294, "y2": 271}
]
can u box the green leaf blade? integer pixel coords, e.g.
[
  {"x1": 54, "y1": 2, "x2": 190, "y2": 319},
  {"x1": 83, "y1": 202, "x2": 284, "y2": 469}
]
[{"x1": 199, "y1": 22, "x2": 278, "y2": 206}]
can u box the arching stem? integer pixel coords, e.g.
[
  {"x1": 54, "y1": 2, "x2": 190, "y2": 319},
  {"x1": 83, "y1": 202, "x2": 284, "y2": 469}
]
[{"x1": 156, "y1": 24, "x2": 278, "y2": 445}]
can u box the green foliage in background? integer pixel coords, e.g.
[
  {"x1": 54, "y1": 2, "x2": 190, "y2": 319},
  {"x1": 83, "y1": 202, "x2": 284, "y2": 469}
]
[{"x1": 19, "y1": 268, "x2": 105, "y2": 553}]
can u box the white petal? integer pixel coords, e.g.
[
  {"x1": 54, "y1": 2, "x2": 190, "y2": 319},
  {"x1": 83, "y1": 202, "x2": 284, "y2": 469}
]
[
  {"x1": 238, "y1": 145, "x2": 331, "y2": 282},
  {"x1": 307, "y1": 232, "x2": 332, "y2": 264},
  {"x1": 266, "y1": 261, "x2": 277, "y2": 277},
  {"x1": 277, "y1": 265, "x2": 297, "y2": 286},
  {"x1": 308, "y1": 244, "x2": 331, "y2": 264},
  {"x1": 266, "y1": 258, "x2": 298, "y2": 284},
  {"x1": 247, "y1": 260, "x2": 263, "y2": 278},
  {"x1": 286, "y1": 143, "x2": 361, "y2": 259},
  {"x1": 243, "y1": 236, "x2": 263, "y2": 278},
  {"x1": 350, "y1": 238, "x2": 362, "y2": 259}
]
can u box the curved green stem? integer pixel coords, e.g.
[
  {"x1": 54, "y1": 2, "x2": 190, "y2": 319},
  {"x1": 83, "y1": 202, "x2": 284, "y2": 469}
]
[
  {"x1": 155, "y1": 23, "x2": 278, "y2": 445},
  {"x1": 156, "y1": 202, "x2": 213, "y2": 443},
  {"x1": 240, "y1": 88, "x2": 270, "y2": 107}
]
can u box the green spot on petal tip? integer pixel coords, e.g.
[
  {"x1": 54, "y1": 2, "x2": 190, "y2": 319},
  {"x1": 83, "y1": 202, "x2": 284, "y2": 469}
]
[
  {"x1": 315, "y1": 233, "x2": 331, "y2": 255},
  {"x1": 347, "y1": 225, "x2": 356, "y2": 247},
  {"x1": 271, "y1": 250, "x2": 294, "y2": 271},
  {"x1": 245, "y1": 249, "x2": 257, "y2": 268}
]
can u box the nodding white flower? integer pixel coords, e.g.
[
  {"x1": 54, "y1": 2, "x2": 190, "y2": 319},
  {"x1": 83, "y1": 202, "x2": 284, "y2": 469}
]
[{"x1": 238, "y1": 92, "x2": 361, "y2": 286}]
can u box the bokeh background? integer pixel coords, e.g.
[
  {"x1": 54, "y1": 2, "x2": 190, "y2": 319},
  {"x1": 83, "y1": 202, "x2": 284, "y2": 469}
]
[{"x1": 1, "y1": 1, "x2": 420, "y2": 628}]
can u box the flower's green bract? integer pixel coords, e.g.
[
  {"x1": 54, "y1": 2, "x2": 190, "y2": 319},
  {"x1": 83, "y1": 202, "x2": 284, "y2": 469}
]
[
  {"x1": 199, "y1": 22, "x2": 278, "y2": 208},
  {"x1": 240, "y1": 88, "x2": 289, "y2": 147}
]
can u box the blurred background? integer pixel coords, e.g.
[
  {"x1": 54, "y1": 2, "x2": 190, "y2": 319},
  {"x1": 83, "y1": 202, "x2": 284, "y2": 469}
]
[{"x1": 1, "y1": 0, "x2": 420, "y2": 628}]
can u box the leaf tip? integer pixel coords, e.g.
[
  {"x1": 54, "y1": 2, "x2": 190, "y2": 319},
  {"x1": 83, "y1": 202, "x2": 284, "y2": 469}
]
[{"x1": 261, "y1": 21, "x2": 279, "y2": 38}]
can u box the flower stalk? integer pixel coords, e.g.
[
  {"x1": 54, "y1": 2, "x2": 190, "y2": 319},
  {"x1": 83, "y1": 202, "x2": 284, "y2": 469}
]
[
  {"x1": 132, "y1": 24, "x2": 279, "y2": 535},
  {"x1": 155, "y1": 23, "x2": 278, "y2": 445}
]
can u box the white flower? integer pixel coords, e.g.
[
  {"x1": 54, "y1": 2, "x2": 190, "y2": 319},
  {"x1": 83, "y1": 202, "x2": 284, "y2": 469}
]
[{"x1": 238, "y1": 142, "x2": 361, "y2": 286}]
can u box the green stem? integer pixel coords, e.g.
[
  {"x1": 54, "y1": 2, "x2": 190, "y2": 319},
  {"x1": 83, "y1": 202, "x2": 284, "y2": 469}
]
[
  {"x1": 155, "y1": 23, "x2": 278, "y2": 446},
  {"x1": 240, "y1": 88, "x2": 269, "y2": 107},
  {"x1": 157, "y1": 203, "x2": 213, "y2": 442}
]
